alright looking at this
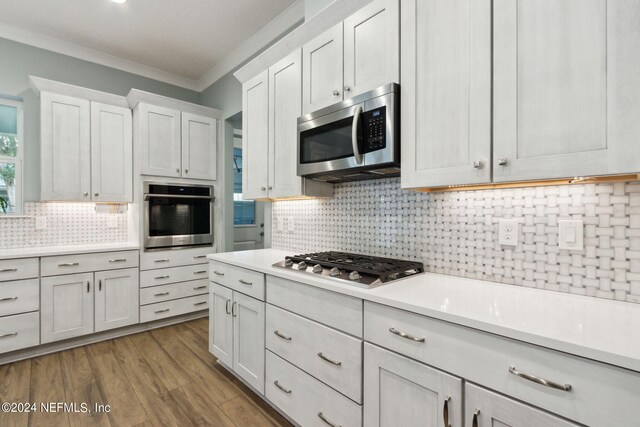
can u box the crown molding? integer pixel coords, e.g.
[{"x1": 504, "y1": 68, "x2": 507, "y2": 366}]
[{"x1": 0, "y1": 23, "x2": 200, "y2": 91}]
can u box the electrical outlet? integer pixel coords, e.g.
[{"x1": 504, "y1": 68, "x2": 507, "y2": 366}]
[
  {"x1": 498, "y1": 219, "x2": 519, "y2": 246},
  {"x1": 107, "y1": 216, "x2": 118, "y2": 229},
  {"x1": 35, "y1": 216, "x2": 47, "y2": 230}
]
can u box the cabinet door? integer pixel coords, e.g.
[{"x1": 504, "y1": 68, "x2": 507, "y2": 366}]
[
  {"x1": 90, "y1": 102, "x2": 133, "y2": 202},
  {"x1": 268, "y1": 50, "x2": 303, "y2": 198},
  {"x1": 94, "y1": 268, "x2": 139, "y2": 332},
  {"x1": 242, "y1": 71, "x2": 269, "y2": 200},
  {"x1": 493, "y1": 0, "x2": 640, "y2": 182},
  {"x1": 41, "y1": 273, "x2": 94, "y2": 343},
  {"x1": 209, "y1": 282, "x2": 233, "y2": 367},
  {"x1": 401, "y1": 0, "x2": 492, "y2": 189},
  {"x1": 302, "y1": 23, "x2": 344, "y2": 114},
  {"x1": 364, "y1": 343, "x2": 462, "y2": 427},
  {"x1": 181, "y1": 112, "x2": 217, "y2": 180},
  {"x1": 343, "y1": 0, "x2": 399, "y2": 97},
  {"x1": 233, "y1": 292, "x2": 265, "y2": 394},
  {"x1": 40, "y1": 92, "x2": 91, "y2": 201},
  {"x1": 465, "y1": 383, "x2": 580, "y2": 427},
  {"x1": 138, "y1": 103, "x2": 182, "y2": 177}
]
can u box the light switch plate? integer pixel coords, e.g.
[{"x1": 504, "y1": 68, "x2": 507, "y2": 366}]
[
  {"x1": 559, "y1": 220, "x2": 584, "y2": 251},
  {"x1": 35, "y1": 216, "x2": 47, "y2": 230},
  {"x1": 107, "y1": 216, "x2": 118, "y2": 229},
  {"x1": 498, "y1": 219, "x2": 519, "y2": 246}
]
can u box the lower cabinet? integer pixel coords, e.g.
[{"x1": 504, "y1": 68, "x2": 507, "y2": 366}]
[
  {"x1": 209, "y1": 282, "x2": 265, "y2": 394},
  {"x1": 364, "y1": 343, "x2": 462, "y2": 427},
  {"x1": 465, "y1": 383, "x2": 579, "y2": 427},
  {"x1": 41, "y1": 268, "x2": 139, "y2": 343}
]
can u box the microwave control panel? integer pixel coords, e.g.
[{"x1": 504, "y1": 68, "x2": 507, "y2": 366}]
[{"x1": 363, "y1": 107, "x2": 386, "y2": 153}]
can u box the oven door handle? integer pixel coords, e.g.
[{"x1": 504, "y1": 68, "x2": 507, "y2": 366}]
[
  {"x1": 351, "y1": 104, "x2": 363, "y2": 165},
  {"x1": 144, "y1": 194, "x2": 215, "y2": 201}
]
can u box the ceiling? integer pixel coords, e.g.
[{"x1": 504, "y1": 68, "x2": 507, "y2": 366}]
[{"x1": 0, "y1": 0, "x2": 298, "y2": 89}]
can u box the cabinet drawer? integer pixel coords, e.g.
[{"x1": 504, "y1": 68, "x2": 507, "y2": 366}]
[
  {"x1": 0, "y1": 258, "x2": 39, "y2": 282},
  {"x1": 0, "y1": 279, "x2": 39, "y2": 317},
  {"x1": 140, "y1": 264, "x2": 209, "y2": 288},
  {"x1": 364, "y1": 301, "x2": 640, "y2": 427},
  {"x1": 140, "y1": 279, "x2": 209, "y2": 305},
  {"x1": 267, "y1": 275, "x2": 363, "y2": 337},
  {"x1": 209, "y1": 260, "x2": 265, "y2": 301},
  {"x1": 41, "y1": 250, "x2": 139, "y2": 276},
  {"x1": 0, "y1": 312, "x2": 40, "y2": 354},
  {"x1": 140, "y1": 247, "x2": 212, "y2": 270},
  {"x1": 140, "y1": 294, "x2": 209, "y2": 323},
  {"x1": 266, "y1": 351, "x2": 362, "y2": 427},
  {"x1": 266, "y1": 304, "x2": 363, "y2": 403}
]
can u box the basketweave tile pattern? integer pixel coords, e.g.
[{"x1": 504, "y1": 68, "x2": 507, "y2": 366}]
[
  {"x1": 0, "y1": 202, "x2": 127, "y2": 249},
  {"x1": 271, "y1": 178, "x2": 640, "y2": 304}
]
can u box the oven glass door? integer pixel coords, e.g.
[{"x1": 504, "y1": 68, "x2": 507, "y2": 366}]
[{"x1": 147, "y1": 196, "x2": 212, "y2": 248}]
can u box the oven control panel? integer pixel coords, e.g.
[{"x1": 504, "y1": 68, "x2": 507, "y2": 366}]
[{"x1": 364, "y1": 107, "x2": 386, "y2": 153}]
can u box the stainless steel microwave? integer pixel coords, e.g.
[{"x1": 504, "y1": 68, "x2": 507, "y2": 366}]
[{"x1": 297, "y1": 83, "x2": 400, "y2": 183}]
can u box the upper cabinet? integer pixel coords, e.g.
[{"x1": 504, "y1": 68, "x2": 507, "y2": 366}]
[
  {"x1": 128, "y1": 89, "x2": 221, "y2": 181},
  {"x1": 242, "y1": 71, "x2": 270, "y2": 200},
  {"x1": 302, "y1": 0, "x2": 399, "y2": 114},
  {"x1": 401, "y1": 0, "x2": 492, "y2": 189},
  {"x1": 39, "y1": 88, "x2": 132, "y2": 202},
  {"x1": 493, "y1": 0, "x2": 640, "y2": 182}
]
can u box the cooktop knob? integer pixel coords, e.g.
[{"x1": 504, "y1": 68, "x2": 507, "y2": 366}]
[
  {"x1": 312, "y1": 264, "x2": 323, "y2": 274},
  {"x1": 284, "y1": 259, "x2": 293, "y2": 267},
  {"x1": 297, "y1": 261, "x2": 307, "y2": 270},
  {"x1": 330, "y1": 267, "x2": 341, "y2": 277},
  {"x1": 349, "y1": 271, "x2": 361, "y2": 281}
]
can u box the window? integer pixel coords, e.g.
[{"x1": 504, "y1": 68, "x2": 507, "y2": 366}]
[
  {"x1": 232, "y1": 147, "x2": 256, "y2": 225},
  {"x1": 0, "y1": 98, "x2": 23, "y2": 215}
]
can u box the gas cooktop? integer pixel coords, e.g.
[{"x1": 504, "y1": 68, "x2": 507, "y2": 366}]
[{"x1": 272, "y1": 251, "x2": 424, "y2": 288}]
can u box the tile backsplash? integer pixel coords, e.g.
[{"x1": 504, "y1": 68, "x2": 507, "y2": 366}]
[
  {"x1": 272, "y1": 178, "x2": 640, "y2": 304},
  {"x1": 0, "y1": 202, "x2": 127, "y2": 249}
]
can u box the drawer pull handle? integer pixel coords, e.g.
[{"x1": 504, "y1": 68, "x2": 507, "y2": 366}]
[
  {"x1": 472, "y1": 409, "x2": 480, "y2": 427},
  {"x1": 108, "y1": 258, "x2": 127, "y2": 263},
  {"x1": 508, "y1": 366, "x2": 572, "y2": 392},
  {"x1": 443, "y1": 396, "x2": 450, "y2": 427},
  {"x1": 389, "y1": 327, "x2": 426, "y2": 343},
  {"x1": 154, "y1": 292, "x2": 170, "y2": 297},
  {"x1": 225, "y1": 300, "x2": 231, "y2": 315},
  {"x1": 59, "y1": 262, "x2": 79, "y2": 267},
  {"x1": 213, "y1": 271, "x2": 225, "y2": 276},
  {"x1": 0, "y1": 332, "x2": 18, "y2": 339},
  {"x1": 231, "y1": 301, "x2": 237, "y2": 317},
  {"x1": 193, "y1": 301, "x2": 207, "y2": 306},
  {"x1": 193, "y1": 255, "x2": 206, "y2": 259},
  {"x1": 154, "y1": 275, "x2": 170, "y2": 280},
  {"x1": 0, "y1": 297, "x2": 18, "y2": 302},
  {"x1": 193, "y1": 285, "x2": 207, "y2": 290},
  {"x1": 318, "y1": 412, "x2": 341, "y2": 427},
  {"x1": 238, "y1": 279, "x2": 253, "y2": 286},
  {"x1": 0, "y1": 268, "x2": 18, "y2": 273},
  {"x1": 154, "y1": 259, "x2": 170, "y2": 263},
  {"x1": 154, "y1": 308, "x2": 170, "y2": 314},
  {"x1": 274, "y1": 380, "x2": 292, "y2": 394},
  {"x1": 193, "y1": 270, "x2": 207, "y2": 275},
  {"x1": 273, "y1": 330, "x2": 292, "y2": 341},
  {"x1": 317, "y1": 352, "x2": 342, "y2": 366}
]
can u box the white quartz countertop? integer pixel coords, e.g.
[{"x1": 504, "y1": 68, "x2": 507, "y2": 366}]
[
  {"x1": 208, "y1": 248, "x2": 640, "y2": 373},
  {"x1": 0, "y1": 242, "x2": 140, "y2": 260}
]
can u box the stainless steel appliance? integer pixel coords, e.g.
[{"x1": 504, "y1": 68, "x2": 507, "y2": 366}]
[
  {"x1": 144, "y1": 182, "x2": 214, "y2": 250},
  {"x1": 297, "y1": 83, "x2": 399, "y2": 183},
  {"x1": 273, "y1": 251, "x2": 424, "y2": 288}
]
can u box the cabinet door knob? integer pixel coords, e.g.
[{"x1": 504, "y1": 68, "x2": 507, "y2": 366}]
[
  {"x1": 333, "y1": 90, "x2": 340, "y2": 96},
  {"x1": 473, "y1": 161, "x2": 483, "y2": 169},
  {"x1": 185, "y1": 169, "x2": 189, "y2": 174},
  {"x1": 344, "y1": 85, "x2": 351, "y2": 92},
  {"x1": 176, "y1": 168, "x2": 180, "y2": 173},
  {"x1": 83, "y1": 192, "x2": 89, "y2": 196},
  {"x1": 94, "y1": 193, "x2": 99, "y2": 197},
  {"x1": 498, "y1": 158, "x2": 508, "y2": 166},
  {"x1": 261, "y1": 186, "x2": 266, "y2": 191},
  {"x1": 268, "y1": 186, "x2": 272, "y2": 190}
]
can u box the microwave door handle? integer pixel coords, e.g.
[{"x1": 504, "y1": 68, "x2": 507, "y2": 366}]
[{"x1": 351, "y1": 105, "x2": 363, "y2": 164}]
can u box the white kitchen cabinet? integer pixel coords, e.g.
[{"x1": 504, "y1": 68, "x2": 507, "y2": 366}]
[
  {"x1": 364, "y1": 343, "x2": 462, "y2": 427},
  {"x1": 41, "y1": 273, "x2": 94, "y2": 344},
  {"x1": 40, "y1": 92, "x2": 91, "y2": 201},
  {"x1": 465, "y1": 383, "x2": 579, "y2": 427},
  {"x1": 242, "y1": 70, "x2": 270, "y2": 200},
  {"x1": 138, "y1": 103, "x2": 182, "y2": 178},
  {"x1": 90, "y1": 102, "x2": 133, "y2": 202},
  {"x1": 401, "y1": 0, "x2": 492, "y2": 189},
  {"x1": 493, "y1": 0, "x2": 640, "y2": 182},
  {"x1": 94, "y1": 268, "x2": 139, "y2": 332},
  {"x1": 181, "y1": 112, "x2": 217, "y2": 180},
  {"x1": 209, "y1": 281, "x2": 265, "y2": 394},
  {"x1": 343, "y1": 0, "x2": 399, "y2": 98}
]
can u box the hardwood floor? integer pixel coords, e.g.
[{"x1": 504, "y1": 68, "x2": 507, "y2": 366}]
[{"x1": 0, "y1": 318, "x2": 292, "y2": 427}]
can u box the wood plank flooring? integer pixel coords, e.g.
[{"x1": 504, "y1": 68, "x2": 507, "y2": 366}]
[{"x1": 0, "y1": 318, "x2": 292, "y2": 427}]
